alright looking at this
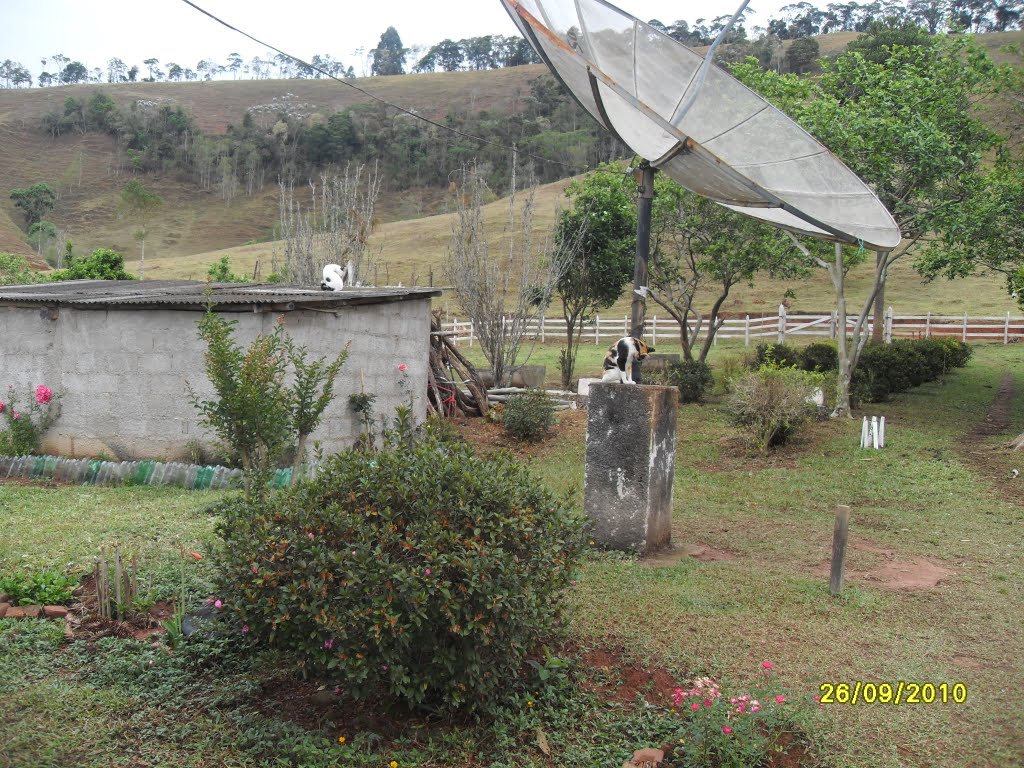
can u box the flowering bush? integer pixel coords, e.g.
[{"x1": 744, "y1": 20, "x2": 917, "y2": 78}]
[
  {"x1": 671, "y1": 662, "x2": 794, "y2": 768},
  {"x1": 210, "y1": 430, "x2": 585, "y2": 714},
  {"x1": 0, "y1": 384, "x2": 61, "y2": 456}
]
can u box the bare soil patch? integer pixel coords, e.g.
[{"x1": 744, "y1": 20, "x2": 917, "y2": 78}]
[
  {"x1": 957, "y1": 372, "x2": 1024, "y2": 505},
  {"x1": 452, "y1": 406, "x2": 586, "y2": 460},
  {"x1": 815, "y1": 538, "x2": 955, "y2": 591}
]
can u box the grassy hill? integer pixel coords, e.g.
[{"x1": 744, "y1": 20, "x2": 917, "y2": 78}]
[{"x1": 0, "y1": 32, "x2": 1021, "y2": 313}]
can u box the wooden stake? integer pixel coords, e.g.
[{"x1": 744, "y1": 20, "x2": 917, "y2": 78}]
[{"x1": 830, "y1": 505, "x2": 851, "y2": 596}]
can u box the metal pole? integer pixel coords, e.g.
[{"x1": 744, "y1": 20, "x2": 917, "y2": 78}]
[{"x1": 630, "y1": 162, "x2": 655, "y2": 341}]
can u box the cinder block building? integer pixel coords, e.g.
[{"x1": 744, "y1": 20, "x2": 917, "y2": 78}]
[{"x1": 0, "y1": 280, "x2": 440, "y2": 460}]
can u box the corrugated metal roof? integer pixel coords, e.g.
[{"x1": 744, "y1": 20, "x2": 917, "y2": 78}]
[{"x1": 0, "y1": 280, "x2": 441, "y2": 309}]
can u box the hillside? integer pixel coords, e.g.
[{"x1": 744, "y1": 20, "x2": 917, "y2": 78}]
[
  {"x1": 0, "y1": 31, "x2": 1021, "y2": 313},
  {"x1": 0, "y1": 64, "x2": 553, "y2": 262}
]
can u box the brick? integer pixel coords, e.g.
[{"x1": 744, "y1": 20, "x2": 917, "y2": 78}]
[
  {"x1": 0, "y1": 602, "x2": 10, "y2": 618},
  {"x1": 5, "y1": 607, "x2": 26, "y2": 619},
  {"x1": 43, "y1": 606, "x2": 69, "y2": 619}
]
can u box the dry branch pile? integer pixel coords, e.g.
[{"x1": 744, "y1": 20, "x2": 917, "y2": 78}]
[{"x1": 428, "y1": 311, "x2": 489, "y2": 418}]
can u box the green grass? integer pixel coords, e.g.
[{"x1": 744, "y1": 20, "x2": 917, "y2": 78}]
[{"x1": 1, "y1": 344, "x2": 1023, "y2": 766}]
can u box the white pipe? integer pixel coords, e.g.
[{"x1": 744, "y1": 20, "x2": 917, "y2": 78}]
[{"x1": 879, "y1": 416, "x2": 886, "y2": 448}]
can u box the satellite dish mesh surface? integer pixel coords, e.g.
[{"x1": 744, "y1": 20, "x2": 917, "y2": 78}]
[{"x1": 500, "y1": 0, "x2": 901, "y2": 250}]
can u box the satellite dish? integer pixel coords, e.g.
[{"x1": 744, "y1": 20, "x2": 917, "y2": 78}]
[{"x1": 500, "y1": 0, "x2": 901, "y2": 251}]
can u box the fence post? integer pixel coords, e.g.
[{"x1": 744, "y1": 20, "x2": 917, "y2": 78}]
[
  {"x1": 926, "y1": 311, "x2": 931, "y2": 339},
  {"x1": 652, "y1": 316, "x2": 657, "y2": 346},
  {"x1": 595, "y1": 314, "x2": 600, "y2": 345},
  {"x1": 1005, "y1": 312, "x2": 1010, "y2": 345},
  {"x1": 540, "y1": 314, "x2": 545, "y2": 344},
  {"x1": 962, "y1": 312, "x2": 968, "y2": 342},
  {"x1": 745, "y1": 315, "x2": 750, "y2": 347},
  {"x1": 624, "y1": 315, "x2": 628, "y2": 336},
  {"x1": 884, "y1": 305, "x2": 893, "y2": 344},
  {"x1": 468, "y1": 319, "x2": 474, "y2": 347},
  {"x1": 778, "y1": 304, "x2": 787, "y2": 345},
  {"x1": 830, "y1": 310, "x2": 837, "y2": 340}
]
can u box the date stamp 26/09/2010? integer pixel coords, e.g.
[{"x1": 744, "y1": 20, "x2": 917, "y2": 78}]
[{"x1": 818, "y1": 681, "x2": 967, "y2": 705}]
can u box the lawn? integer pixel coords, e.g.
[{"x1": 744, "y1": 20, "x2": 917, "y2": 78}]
[{"x1": 1, "y1": 343, "x2": 1022, "y2": 767}]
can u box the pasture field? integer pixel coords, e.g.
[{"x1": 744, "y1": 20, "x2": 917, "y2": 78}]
[{"x1": 1, "y1": 343, "x2": 1022, "y2": 767}]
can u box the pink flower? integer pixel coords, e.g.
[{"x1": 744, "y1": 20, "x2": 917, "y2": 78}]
[
  {"x1": 761, "y1": 661, "x2": 773, "y2": 670},
  {"x1": 35, "y1": 385, "x2": 53, "y2": 405},
  {"x1": 722, "y1": 726, "x2": 733, "y2": 735},
  {"x1": 251, "y1": 565, "x2": 258, "y2": 574},
  {"x1": 324, "y1": 639, "x2": 334, "y2": 649},
  {"x1": 308, "y1": 532, "x2": 315, "y2": 539},
  {"x1": 775, "y1": 695, "x2": 786, "y2": 703},
  {"x1": 704, "y1": 698, "x2": 713, "y2": 709},
  {"x1": 242, "y1": 625, "x2": 249, "y2": 633},
  {"x1": 12, "y1": 413, "x2": 20, "y2": 420},
  {"x1": 214, "y1": 599, "x2": 223, "y2": 609},
  {"x1": 751, "y1": 703, "x2": 761, "y2": 713},
  {"x1": 0, "y1": 402, "x2": 5, "y2": 413},
  {"x1": 398, "y1": 363, "x2": 408, "y2": 372},
  {"x1": 737, "y1": 703, "x2": 746, "y2": 713},
  {"x1": 425, "y1": 568, "x2": 432, "y2": 576},
  {"x1": 691, "y1": 702, "x2": 700, "y2": 712},
  {"x1": 189, "y1": 552, "x2": 203, "y2": 560}
]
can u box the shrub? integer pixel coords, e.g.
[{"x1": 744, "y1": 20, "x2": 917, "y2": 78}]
[
  {"x1": 727, "y1": 365, "x2": 823, "y2": 450},
  {"x1": 853, "y1": 338, "x2": 972, "y2": 404},
  {"x1": 50, "y1": 248, "x2": 136, "y2": 281},
  {"x1": 211, "y1": 434, "x2": 585, "y2": 714},
  {"x1": 0, "y1": 384, "x2": 61, "y2": 456},
  {"x1": 799, "y1": 342, "x2": 838, "y2": 373},
  {"x1": 502, "y1": 389, "x2": 557, "y2": 442},
  {"x1": 752, "y1": 342, "x2": 800, "y2": 370},
  {"x1": 668, "y1": 360, "x2": 714, "y2": 403},
  {"x1": 0, "y1": 569, "x2": 77, "y2": 606}
]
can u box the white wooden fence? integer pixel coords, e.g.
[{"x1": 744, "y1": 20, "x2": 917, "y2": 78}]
[{"x1": 441, "y1": 306, "x2": 1024, "y2": 347}]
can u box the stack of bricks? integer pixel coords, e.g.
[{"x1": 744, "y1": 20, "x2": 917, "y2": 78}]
[{"x1": 0, "y1": 593, "x2": 69, "y2": 620}]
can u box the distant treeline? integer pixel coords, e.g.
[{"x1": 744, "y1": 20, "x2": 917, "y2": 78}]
[
  {"x1": 39, "y1": 76, "x2": 625, "y2": 196},
  {"x1": 2, "y1": 0, "x2": 1020, "y2": 89}
]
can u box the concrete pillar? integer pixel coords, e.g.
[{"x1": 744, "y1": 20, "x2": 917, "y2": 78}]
[{"x1": 584, "y1": 383, "x2": 678, "y2": 555}]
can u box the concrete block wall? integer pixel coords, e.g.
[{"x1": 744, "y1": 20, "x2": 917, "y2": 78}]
[{"x1": 0, "y1": 298, "x2": 432, "y2": 461}]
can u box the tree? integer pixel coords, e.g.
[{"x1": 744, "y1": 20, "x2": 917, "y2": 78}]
[
  {"x1": 10, "y1": 183, "x2": 56, "y2": 228},
  {"x1": 648, "y1": 180, "x2": 806, "y2": 362},
  {"x1": 732, "y1": 32, "x2": 1005, "y2": 416},
  {"x1": 786, "y1": 36, "x2": 819, "y2": 73},
  {"x1": 554, "y1": 165, "x2": 637, "y2": 387},
  {"x1": 445, "y1": 164, "x2": 581, "y2": 387},
  {"x1": 120, "y1": 179, "x2": 162, "y2": 279},
  {"x1": 371, "y1": 26, "x2": 406, "y2": 76},
  {"x1": 51, "y1": 247, "x2": 135, "y2": 281},
  {"x1": 60, "y1": 61, "x2": 89, "y2": 84},
  {"x1": 0, "y1": 252, "x2": 43, "y2": 285}
]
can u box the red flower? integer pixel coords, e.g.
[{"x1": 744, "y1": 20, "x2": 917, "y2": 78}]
[
  {"x1": 398, "y1": 363, "x2": 408, "y2": 372},
  {"x1": 189, "y1": 552, "x2": 203, "y2": 560},
  {"x1": 722, "y1": 726, "x2": 733, "y2": 735},
  {"x1": 761, "y1": 661, "x2": 773, "y2": 670},
  {"x1": 35, "y1": 385, "x2": 53, "y2": 405}
]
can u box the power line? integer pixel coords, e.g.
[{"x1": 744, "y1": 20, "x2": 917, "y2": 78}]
[{"x1": 177, "y1": 0, "x2": 584, "y2": 172}]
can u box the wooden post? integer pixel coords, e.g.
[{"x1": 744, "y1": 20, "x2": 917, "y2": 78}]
[
  {"x1": 778, "y1": 304, "x2": 787, "y2": 345},
  {"x1": 830, "y1": 505, "x2": 851, "y2": 596},
  {"x1": 830, "y1": 310, "x2": 837, "y2": 340},
  {"x1": 745, "y1": 314, "x2": 750, "y2": 346},
  {"x1": 884, "y1": 306, "x2": 893, "y2": 344},
  {"x1": 962, "y1": 313, "x2": 968, "y2": 342},
  {"x1": 595, "y1": 314, "x2": 600, "y2": 345},
  {"x1": 540, "y1": 314, "x2": 545, "y2": 343},
  {"x1": 925, "y1": 311, "x2": 931, "y2": 339}
]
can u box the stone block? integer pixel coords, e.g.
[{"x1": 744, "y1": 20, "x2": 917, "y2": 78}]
[
  {"x1": 631, "y1": 747, "x2": 665, "y2": 766},
  {"x1": 584, "y1": 384, "x2": 677, "y2": 555},
  {"x1": 0, "y1": 602, "x2": 10, "y2": 618},
  {"x1": 43, "y1": 606, "x2": 69, "y2": 619},
  {"x1": 576, "y1": 377, "x2": 603, "y2": 397}
]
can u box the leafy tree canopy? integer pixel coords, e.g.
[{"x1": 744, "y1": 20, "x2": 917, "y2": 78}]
[
  {"x1": 10, "y1": 183, "x2": 56, "y2": 227},
  {"x1": 371, "y1": 26, "x2": 406, "y2": 76},
  {"x1": 51, "y1": 248, "x2": 136, "y2": 281}
]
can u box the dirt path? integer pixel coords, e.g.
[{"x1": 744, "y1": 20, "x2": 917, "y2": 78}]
[{"x1": 958, "y1": 370, "x2": 1024, "y2": 504}]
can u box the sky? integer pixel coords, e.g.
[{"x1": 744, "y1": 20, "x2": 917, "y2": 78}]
[{"x1": 2, "y1": 0, "x2": 789, "y2": 79}]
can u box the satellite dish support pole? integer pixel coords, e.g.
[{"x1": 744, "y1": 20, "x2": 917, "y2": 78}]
[{"x1": 630, "y1": 161, "x2": 656, "y2": 347}]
